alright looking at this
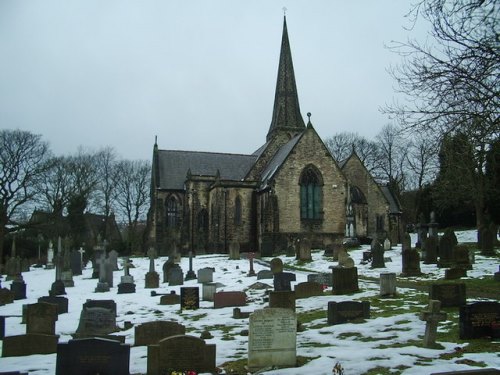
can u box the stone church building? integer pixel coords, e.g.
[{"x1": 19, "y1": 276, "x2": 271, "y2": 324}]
[{"x1": 147, "y1": 17, "x2": 402, "y2": 256}]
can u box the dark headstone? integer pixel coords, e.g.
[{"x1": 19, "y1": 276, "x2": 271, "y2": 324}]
[
  {"x1": 401, "y1": 233, "x2": 412, "y2": 252},
  {"x1": 117, "y1": 282, "x2": 136, "y2": 294},
  {"x1": 481, "y1": 225, "x2": 495, "y2": 256},
  {"x1": 70, "y1": 250, "x2": 82, "y2": 276},
  {"x1": 454, "y1": 245, "x2": 472, "y2": 270},
  {"x1": 160, "y1": 291, "x2": 180, "y2": 305},
  {"x1": 327, "y1": 301, "x2": 370, "y2": 325},
  {"x1": 331, "y1": 267, "x2": 359, "y2": 295},
  {"x1": 147, "y1": 335, "x2": 216, "y2": 375},
  {"x1": 10, "y1": 280, "x2": 26, "y2": 300},
  {"x1": 162, "y1": 258, "x2": 175, "y2": 283},
  {"x1": 0, "y1": 316, "x2": 5, "y2": 339},
  {"x1": 75, "y1": 305, "x2": 118, "y2": 337},
  {"x1": 26, "y1": 302, "x2": 58, "y2": 335},
  {"x1": 459, "y1": 301, "x2": 500, "y2": 339},
  {"x1": 38, "y1": 296, "x2": 69, "y2": 315},
  {"x1": 135, "y1": 321, "x2": 185, "y2": 346},
  {"x1": 429, "y1": 283, "x2": 466, "y2": 308},
  {"x1": 423, "y1": 236, "x2": 438, "y2": 264},
  {"x1": 233, "y1": 307, "x2": 251, "y2": 319},
  {"x1": 145, "y1": 271, "x2": 160, "y2": 289},
  {"x1": 168, "y1": 265, "x2": 184, "y2": 286},
  {"x1": 371, "y1": 239, "x2": 385, "y2": 268},
  {"x1": 273, "y1": 271, "x2": 296, "y2": 291},
  {"x1": 294, "y1": 281, "x2": 323, "y2": 299},
  {"x1": 401, "y1": 248, "x2": 422, "y2": 276},
  {"x1": 445, "y1": 268, "x2": 467, "y2": 280},
  {"x1": 49, "y1": 279, "x2": 66, "y2": 296},
  {"x1": 56, "y1": 337, "x2": 130, "y2": 375},
  {"x1": 2, "y1": 334, "x2": 58, "y2": 357},
  {"x1": 438, "y1": 228, "x2": 458, "y2": 267},
  {"x1": 431, "y1": 369, "x2": 500, "y2": 375},
  {"x1": 269, "y1": 291, "x2": 295, "y2": 311},
  {"x1": 0, "y1": 288, "x2": 15, "y2": 306},
  {"x1": 180, "y1": 287, "x2": 199, "y2": 311},
  {"x1": 307, "y1": 273, "x2": 333, "y2": 287},
  {"x1": 214, "y1": 291, "x2": 247, "y2": 308}
]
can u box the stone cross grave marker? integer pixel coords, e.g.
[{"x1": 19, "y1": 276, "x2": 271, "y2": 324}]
[
  {"x1": 94, "y1": 252, "x2": 110, "y2": 292},
  {"x1": 248, "y1": 252, "x2": 256, "y2": 276},
  {"x1": 420, "y1": 300, "x2": 447, "y2": 348},
  {"x1": 185, "y1": 251, "x2": 196, "y2": 280}
]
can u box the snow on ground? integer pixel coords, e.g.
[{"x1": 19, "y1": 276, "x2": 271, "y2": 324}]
[{"x1": 0, "y1": 229, "x2": 498, "y2": 374}]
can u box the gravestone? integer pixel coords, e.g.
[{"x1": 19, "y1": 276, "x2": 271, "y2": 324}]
[
  {"x1": 269, "y1": 291, "x2": 296, "y2": 311},
  {"x1": 168, "y1": 265, "x2": 184, "y2": 286},
  {"x1": 401, "y1": 248, "x2": 422, "y2": 277},
  {"x1": 10, "y1": 280, "x2": 26, "y2": 300},
  {"x1": 247, "y1": 252, "x2": 256, "y2": 276},
  {"x1": 296, "y1": 238, "x2": 312, "y2": 261},
  {"x1": 70, "y1": 250, "x2": 82, "y2": 276},
  {"x1": 105, "y1": 258, "x2": 114, "y2": 287},
  {"x1": 160, "y1": 291, "x2": 180, "y2": 305},
  {"x1": 135, "y1": 321, "x2": 185, "y2": 346},
  {"x1": 438, "y1": 228, "x2": 458, "y2": 267},
  {"x1": 494, "y1": 266, "x2": 500, "y2": 282},
  {"x1": 248, "y1": 308, "x2": 297, "y2": 371},
  {"x1": 420, "y1": 300, "x2": 447, "y2": 348},
  {"x1": 371, "y1": 238, "x2": 385, "y2": 268},
  {"x1": 270, "y1": 257, "x2": 283, "y2": 273},
  {"x1": 180, "y1": 287, "x2": 199, "y2": 310},
  {"x1": 94, "y1": 252, "x2": 110, "y2": 292},
  {"x1": 0, "y1": 288, "x2": 15, "y2": 306},
  {"x1": 459, "y1": 301, "x2": 500, "y2": 339},
  {"x1": 327, "y1": 301, "x2": 370, "y2": 325},
  {"x1": 383, "y1": 238, "x2": 391, "y2": 250},
  {"x1": 423, "y1": 236, "x2": 438, "y2": 264},
  {"x1": 46, "y1": 241, "x2": 55, "y2": 269},
  {"x1": 233, "y1": 307, "x2": 251, "y2": 319},
  {"x1": 257, "y1": 270, "x2": 274, "y2": 280},
  {"x1": 147, "y1": 335, "x2": 216, "y2": 375},
  {"x1": 117, "y1": 258, "x2": 135, "y2": 294},
  {"x1": 454, "y1": 245, "x2": 472, "y2": 270},
  {"x1": 273, "y1": 272, "x2": 296, "y2": 291},
  {"x1": 185, "y1": 251, "x2": 197, "y2": 280},
  {"x1": 197, "y1": 267, "x2": 214, "y2": 284},
  {"x1": 56, "y1": 337, "x2": 130, "y2": 375},
  {"x1": 75, "y1": 302, "x2": 118, "y2": 338},
  {"x1": 429, "y1": 283, "x2": 466, "y2": 308},
  {"x1": 338, "y1": 250, "x2": 355, "y2": 268},
  {"x1": 379, "y1": 272, "x2": 397, "y2": 297},
  {"x1": 38, "y1": 296, "x2": 69, "y2": 315},
  {"x1": 202, "y1": 283, "x2": 217, "y2": 302},
  {"x1": 480, "y1": 225, "x2": 495, "y2": 256},
  {"x1": 108, "y1": 250, "x2": 119, "y2": 271},
  {"x1": 401, "y1": 233, "x2": 412, "y2": 252},
  {"x1": 331, "y1": 267, "x2": 359, "y2": 294},
  {"x1": 0, "y1": 316, "x2": 4, "y2": 339},
  {"x1": 26, "y1": 302, "x2": 58, "y2": 335},
  {"x1": 2, "y1": 334, "x2": 58, "y2": 357},
  {"x1": 214, "y1": 291, "x2": 247, "y2": 308},
  {"x1": 162, "y1": 257, "x2": 175, "y2": 283},
  {"x1": 294, "y1": 281, "x2": 323, "y2": 299},
  {"x1": 307, "y1": 273, "x2": 333, "y2": 287},
  {"x1": 145, "y1": 248, "x2": 160, "y2": 288},
  {"x1": 445, "y1": 268, "x2": 467, "y2": 280},
  {"x1": 229, "y1": 241, "x2": 240, "y2": 260}
]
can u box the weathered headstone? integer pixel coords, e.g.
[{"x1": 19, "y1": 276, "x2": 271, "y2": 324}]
[
  {"x1": 383, "y1": 238, "x2": 391, "y2": 250},
  {"x1": 135, "y1": 321, "x2": 185, "y2": 346},
  {"x1": 445, "y1": 268, "x2": 467, "y2": 280},
  {"x1": 185, "y1": 251, "x2": 197, "y2": 281},
  {"x1": 307, "y1": 273, "x2": 333, "y2": 287},
  {"x1": 420, "y1": 300, "x2": 447, "y2": 348},
  {"x1": 145, "y1": 248, "x2": 160, "y2": 289},
  {"x1": 94, "y1": 252, "x2": 110, "y2": 292},
  {"x1": 327, "y1": 301, "x2": 370, "y2": 325},
  {"x1": 233, "y1": 307, "x2": 251, "y2": 319},
  {"x1": 214, "y1": 291, "x2": 247, "y2": 308},
  {"x1": 160, "y1": 291, "x2": 180, "y2": 305},
  {"x1": 2, "y1": 334, "x2": 58, "y2": 357},
  {"x1": 248, "y1": 308, "x2": 297, "y2": 371},
  {"x1": 480, "y1": 225, "x2": 495, "y2": 256},
  {"x1": 371, "y1": 238, "x2": 385, "y2": 268},
  {"x1": 180, "y1": 287, "x2": 199, "y2": 310},
  {"x1": 379, "y1": 272, "x2": 397, "y2": 297},
  {"x1": 332, "y1": 267, "x2": 359, "y2": 295},
  {"x1": 438, "y1": 228, "x2": 458, "y2": 267},
  {"x1": 26, "y1": 302, "x2": 58, "y2": 335},
  {"x1": 459, "y1": 301, "x2": 500, "y2": 339},
  {"x1": 423, "y1": 236, "x2": 438, "y2": 264},
  {"x1": 162, "y1": 258, "x2": 175, "y2": 283},
  {"x1": 75, "y1": 302, "x2": 118, "y2": 338},
  {"x1": 0, "y1": 288, "x2": 15, "y2": 306},
  {"x1": 296, "y1": 238, "x2": 312, "y2": 261},
  {"x1": 401, "y1": 233, "x2": 411, "y2": 252},
  {"x1": 429, "y1": 283, "x2": 466, "y2": 308},
  {"x1": 197, "y1": 267, "x2": 214, "y2": 284},
  {"x1": 401, "y1": 248, "x2": 422, "y2": 277},
  {"x1": 105, "y1": 258, "x2": 114, "y2": 287},
  {"x1": 46, "y1": 241, "x2": 55, "y2": 269},
  {"x1": 273, "y1": 272, "x2": 296, "y2": 291},
  {"x1": 202, "y1": 283, "x2": 217, "y2": 302},
  {"x1": 56, "y1": 337, "x2": 130, "y2": 375},
  {"x1": 117, "y1": 257, "x2": 135, "y2": 294},
  {"x1": 168, "y1": 265, "x2": 184, "y2": 286},
  {"x1": 269, "y1": 291, "x2": 296, "y2": 311},
  {"x1": 454, "y1": 244, "x2": 472, "y2": 270},
  {"x1": 294, "y1": 281, "x2": 323, "y2": 299},
  {"x1": 228, "y1": 241, "x2": 240, "y2": 260},
  {"x1": 108, "y1": 250, "x2": 119, "y2": 271},
  {"x1": 257, "y1": 270, "x2": 274, "y2": 280},
  {"x1": 38, "y1": 296, "x2": 69, "y2": 315},
  {"x1": 147, "y1": 335, "x2": 216, "y2": 375},
  {"x1": 70, "y1": 250, "x2": 82, "y2": 276},
  {"x1": 247, "y1": 252, "x2": 257, "y2": 276}
]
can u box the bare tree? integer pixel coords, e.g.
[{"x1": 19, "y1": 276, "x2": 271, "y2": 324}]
[
  {"x1": 94, "y1": 147, "x2": 118, "y2": 238},
  {"x1": 113, "y1": 159, "x2": 150, "y2": 252},
  {"x1": 406, "y1": 131, "x2": 439, "y2": 191},
  {"x1": 324, "y1": 132, "x2": 379, "y2": 172},
  {"x1": 39, "y1": 156, "x2": 72, "y2": 216},
  {"x1": 384, "y1": 0, "x2": 499, "y2": 227},
  {"x1": 0, "y1": 129, "x2": 51, "y2": 263}
]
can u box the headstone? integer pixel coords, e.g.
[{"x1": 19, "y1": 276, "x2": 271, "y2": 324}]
[
  {"x1": 379, "y1": 272, "x2": 397, "y2": 297},
  {"x1": 371, "y1": 238, "x2": 385, "y2": 268},
  {"x1": 197, "y1": 267, "x2": 214, "y2": 284},
  {"x1": 247, "y1": 252, "x2": 256, "y2": 276},
  {"x1": 147, "y1": 335, "x2": 216, "y2": 375},
  {"x1": 401, "y1": 233, "x2": 411, "y2": 252},
  {"x1": 108, "y1": 250, "x2": 119, "y2": 271},
  {"x1": 2, "y1": 334, "x2": 58, "y2": 357},
  {"x1": 338, "y1": 250, "x2": 355, "y2": 268},
  {"x1": 202, "y1": 283, "x2": 217, "y2": 302},
  {"x1": 296, "y1": 238, "x2": 312, "y2": 261},
  {"x1": 135, "y1": 321, "x2": 185, "y2": 346},
  {"x1": 439, "y1": 228, "x2": 458, "y2": 267},
  {"x1": 38, "y1": 296, "x2": 69, "y2": 315},
  {"x1": 459, "y1": 301, "x2": 500, "y2": 339},
  {"x1": 294, "y1": 281, "x2": 323, "y2": 299},
  {"x1": 423, "y1": 236, "x2": 438, "y2": 264},
  {"x1": 10, "y1": 280, "x2": 26, "y2": 300},
  {"x1": 180, "y1": 287, "x2": 199, "y2": 310},
  {"x1": 494, "y1": 266, "x2": 500, "y2": 282},
  {"x1": 248, "y1": 308, "x2": 296, "y2": 371},
  {"x1": 214, "y1": 291, "x2": 247, "y2": 308},
  {"x1": 307, "y1": 273, "x2": 333, "y2": 287},
  {"x1": 383, "y1": 238, "x2": 391, "y2": 250},
  {"x1": 454, "y1": 245, "x2": 472, "y2": 270},
  {"x1": 0, "y1": 316, "x2": 5, "y2": 339},
  {"x1": 185, "y1": 251, "x2": 197, "y2": 281},
  {"x1": 26, "y1": 302, "x2": 58, "y2": 335},
  {"x1": 269, "y1": 291, "x2": 295, "y2": 311},
  {"x1": 75, "y1": 303, "x2": 118, "y2": 338},
  {"x1": 332, "y1": 267, "x2": 359, "y2": 295},
  {"x1": 229, "y1": 241, "x2": 240, "y2": 260},
  {"x1": 117, "y1": 258, "x2": 135, "y2": 294},
  {"x1": 401, "y1": 248, "x2": 422, "y2": 276},
  {"x1": 428, "y1": 211, "x2": 439, "y2": 238},
  {"x1": 56, "y1": 337, "x2": 130, "y2": 375},
  {"x1": 445, "y1": 268, "x2": 467, "y2": 280},
  {"x1": 430, "y1": 369, "x2": 500, "y2": 375},
  {"x1": 0, "y1": 288, "x2": 15, "y2": 305},
  {"x1": 160, "y1": 291, "x2": 180, "y2": 305},
  {"x1": 70, "y1": 250, "x2": 82, "y2": 276},
  {"x1": 327, "y1": 301, "x2": 370, "y2": 325},
  {"x1": 168, "y1": 265, "x2": 184, "y2": 286},
  {"x1": 270, "y1": 257, "x2": 284, "y2": 273},
  {"x1": 162, "y1": 258, "x2": 175, "y2": 283},
  {"x1": 420, "y1": 300, "x2": 447, "y2": 348},
  {"x1": 257, "y1": 270, "x2": 274, "y2": 280},
  {"x1": 273, "y1": 272, "x2": 296, "y2": 292},
  {"x1": 429, "y1": 283, "x2": 466, "y2": 308},
  {"x1": 145, "y1": 271, "x2": 160, "y2": 289},
  {"x1": 46, "y1": 241, "x2": 55, "y2": 269},
  {"x1": 233, "y1": 308, "x2": 251, "y2": 319},
  {"x1": 105, "y1": 258, "x2": 114, "y2": 287},
  {"x1": 480, "y1": 225, "x2": 495, "y2": 256},
  {"x1": 94, "y1": 252, "x2": 110, "y2": 292}
]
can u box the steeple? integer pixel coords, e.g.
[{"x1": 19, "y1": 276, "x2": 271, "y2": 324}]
[{"x1": 267, "y1": 16, "x2": 305, "y2": 142}]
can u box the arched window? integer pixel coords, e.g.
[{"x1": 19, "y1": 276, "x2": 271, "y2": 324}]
[
  {"x1": 198, "y1": 209, "x2": 209, "y2": 232},
  {"x1": 300, "y1": 166, "x2": 322, "y2": 220},
  {"x1": 165, "y1": 196, "x2": 180, "y2": 228},
  {"x1": 234, "y1": 195, "x2": 242, "y2": 225}
]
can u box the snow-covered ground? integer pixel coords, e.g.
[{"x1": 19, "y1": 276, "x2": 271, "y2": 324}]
[{"x1": 0, "y1": 230, "x2": 498, "y2": 374}]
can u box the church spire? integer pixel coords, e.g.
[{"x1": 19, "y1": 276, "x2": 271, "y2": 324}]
[{"x1": 267, "y1": 16, "x2": 305, "y2": 142}]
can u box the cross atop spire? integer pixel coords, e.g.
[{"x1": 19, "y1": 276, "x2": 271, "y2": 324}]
[{"x1": 266, "y1": 16, "x2": 305, "y2": 142}]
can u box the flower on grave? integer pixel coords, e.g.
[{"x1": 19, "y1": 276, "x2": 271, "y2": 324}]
[{"x1": 322, "y1": 283, "x2": 328, "y2": 290}]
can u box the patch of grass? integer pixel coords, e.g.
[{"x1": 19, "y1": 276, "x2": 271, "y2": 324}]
[
  {"x1": 220, "y1": 358, "x2": 247, "y2": 374},
  {"x1": 362, "y1": 366, "x2": 394, "y2": 375},
  {"x1": 376, "y1": 339, "x2": 421, "y2": 349},
  {"x1": 301, "y1": 342, "x2": 332, "y2": 348},
  {"x1": 337, "y1": 332, "x2": 363, "y2": 339},
  {"x1": 204, "y1": 324, "x2": 238, "y2": 334},
  {"x1": 297, "y1": 309, "x2": 326, "y2": 324},
  {"x1": 184, "y1": 313, "x2": 207, "y2": 321}
]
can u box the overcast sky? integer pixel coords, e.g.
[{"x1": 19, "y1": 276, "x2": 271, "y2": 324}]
[{"x1": 0, "y1": 1, "x2": 429, "y2": 161}]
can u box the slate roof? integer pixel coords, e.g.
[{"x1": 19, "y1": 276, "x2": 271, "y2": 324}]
[
  {"x1": 380, "y1": 185, "x2": 402, "y2": 214},
  {"x1": 156, "y1": 150, "x2": 258, "y2": 190}
]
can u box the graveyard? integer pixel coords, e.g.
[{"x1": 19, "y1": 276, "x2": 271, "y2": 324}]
[{"x1": 0, "y1": 230, "x2": 499, "y2": 374}]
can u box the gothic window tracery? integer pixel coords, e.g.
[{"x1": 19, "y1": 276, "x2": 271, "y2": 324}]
[
  {"x1": 165, "y1": 196, "x2": 180, "y2": 228},
  {"x1": 234, "y1": 195, "x2": 242, "y2": 225},
  {"x1": 299, "y1": 166, "x2": 323, "y2": 220}
]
